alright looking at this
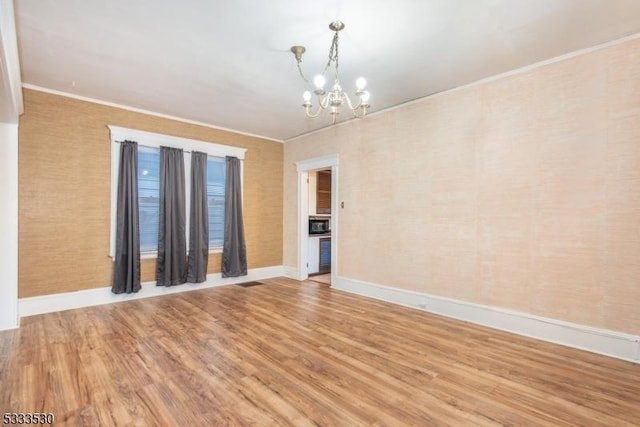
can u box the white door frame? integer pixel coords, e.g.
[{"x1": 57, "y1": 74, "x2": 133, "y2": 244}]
[
  {"x1": 0, "y1": 123, "x2": 19, "y2": 330},
  {"x1": 295, "y1": 154, "x2": 339, "y2": 282}
]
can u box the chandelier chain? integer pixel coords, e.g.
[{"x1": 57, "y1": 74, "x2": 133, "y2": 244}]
[
  {"x1": 295, "y1": 28, "x2": 341, "y2": 83},
  {"x1": 326, "y1": 31, "x2": 340, "y2": 81},
  {"x1": 296, "y1": 60, "x2": 309, "y2": 83}
]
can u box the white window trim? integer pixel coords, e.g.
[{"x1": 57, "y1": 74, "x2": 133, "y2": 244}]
[{"x1": 108, "y1": 125, "x2": 246, "y2": 259}]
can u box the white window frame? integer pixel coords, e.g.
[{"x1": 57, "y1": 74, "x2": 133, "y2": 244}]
[{"x1": 109, "y1": 125, "x2": 246, "y2": 259}]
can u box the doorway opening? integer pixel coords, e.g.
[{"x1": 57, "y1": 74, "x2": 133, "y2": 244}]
[{"x1": 295, "y1": 155, "x2": 339, "y2": 287}]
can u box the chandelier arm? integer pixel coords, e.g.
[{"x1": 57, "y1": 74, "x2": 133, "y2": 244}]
[
  {"x1": 304, "y1": 104, "x2": 324, "y2": 118},
  {"x1": 318, "y1": 93, "x2": 330, "y2": 110},
  {"x1": 343, "y1": 93, "x2": 359, "y2": 111},
  {"x1": 344, "y1": 93, "x2": 368, "y2": 118}
]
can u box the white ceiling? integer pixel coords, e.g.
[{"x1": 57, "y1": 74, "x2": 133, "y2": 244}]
[{"x1": 13, "y1": 0, "x2": 640, "y2": 141}]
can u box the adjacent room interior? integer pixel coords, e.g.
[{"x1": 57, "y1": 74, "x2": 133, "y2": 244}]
[{"x1": 1, "y1": 0, "x2": 640, "y2": 424}]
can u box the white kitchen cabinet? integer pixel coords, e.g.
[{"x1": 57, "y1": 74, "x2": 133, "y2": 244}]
[{"x1": 308, "y1": 236, "x2": 320, "y2": 274}]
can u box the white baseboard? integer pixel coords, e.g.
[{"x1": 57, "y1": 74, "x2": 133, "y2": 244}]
[
  {"x1": 283, "y1": 266, "x2": 298, "y2": 280},
  {"x1": 332, "y1": 275, "x2": 640, "y2": 363},
  {"x1": 19, "y1": 266, "x2": 285, "y2": 318}
]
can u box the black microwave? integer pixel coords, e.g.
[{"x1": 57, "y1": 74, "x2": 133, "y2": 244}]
[{"x1": 309, "y1": 218, "x2": 330, "y2": 234}]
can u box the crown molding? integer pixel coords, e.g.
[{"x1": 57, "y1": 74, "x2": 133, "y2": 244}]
[{"x1": 21, "y1": 83, "x2": 284, "y2": 143}]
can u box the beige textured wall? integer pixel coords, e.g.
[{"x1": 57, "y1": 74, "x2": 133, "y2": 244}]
[
  {"x1": 284, "y1": 38, "x2": 640, "y2": 335},
  {"x1": 19, "y1": 89, "x2": 283, "y2": 297}
]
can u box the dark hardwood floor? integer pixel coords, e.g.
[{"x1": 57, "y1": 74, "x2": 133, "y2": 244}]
[{"x1": 1, "y1": 278, "x2": 639, "y2": 426}]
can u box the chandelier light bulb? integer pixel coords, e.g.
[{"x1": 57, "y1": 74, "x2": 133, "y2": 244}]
[
  {"x1": 313, "y1": 74, "x2": 326, "y2": 89},
  {"x1": 303, "y1": 91, "x2": 312, "y2": 102},
  {"x1": 361, "y1": 91, "x2": 370, "y2": 103},
  {"x1": 356, "y1": 77, "x2": 367, "y2": 90}
]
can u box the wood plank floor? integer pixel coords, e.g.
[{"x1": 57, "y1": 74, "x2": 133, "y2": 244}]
[
  {"x1": 1, "y1": 278, "x2": 639, "y2": 426},
  {"x1": 308, "y1": 273, "x2": 331, "y2": 285}
]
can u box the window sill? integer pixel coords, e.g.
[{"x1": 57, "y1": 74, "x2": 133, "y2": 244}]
[{"x1": 141, "y1": 251, "x2": 158, "y2": 260}]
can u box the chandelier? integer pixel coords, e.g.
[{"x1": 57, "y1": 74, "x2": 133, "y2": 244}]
[{"x1": 290, "y1": 21, "x2": 370, "y2": 124}]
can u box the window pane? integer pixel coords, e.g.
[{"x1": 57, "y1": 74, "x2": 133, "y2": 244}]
[
  {"x1": 138, "y1": 147, "x2": 160, "y2": 252},
  {"x1": 207, "y1": 157, "x2": 225, "y2": 247}
]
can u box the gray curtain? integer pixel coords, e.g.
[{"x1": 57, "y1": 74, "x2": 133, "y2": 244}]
[
  {"x1": 222, "y1": 156, "x2": 247, "y2": 277},
  {"x1": 157, "y1": 146, "x2": 187, "y2": 286},
  {"x1": 112, "y1": 140, "x2": 141, "y2": 294},
  {"x1": 187, "y1": 151, "x2": 209, "y2": 283}
]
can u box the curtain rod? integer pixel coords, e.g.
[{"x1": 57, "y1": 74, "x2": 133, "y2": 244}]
[
  {"x1": 114, "y1": 139, "x2": 198, "y2": 154},
  {"x1": 114, "y1": 140, "x2": 242, "y2": 160}
]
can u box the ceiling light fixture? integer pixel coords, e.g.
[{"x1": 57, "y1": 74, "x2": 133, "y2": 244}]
[{"x1": 290, "y1": 21, "x2": 370, "y2": 124}]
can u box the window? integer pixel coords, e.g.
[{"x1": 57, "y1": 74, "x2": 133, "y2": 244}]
[
  {"x1": 207, "y1": 157, "x2": 226, "y2": 247},
  {"x1": 109, "y1": 126, "x2": 246, "y2": 258},
  {"x1": 138, "y1": 147, "x2": 160, "y2": 252},
  {"x1": 135, "y1": 148, "x2": 227, "y2": 252}
]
